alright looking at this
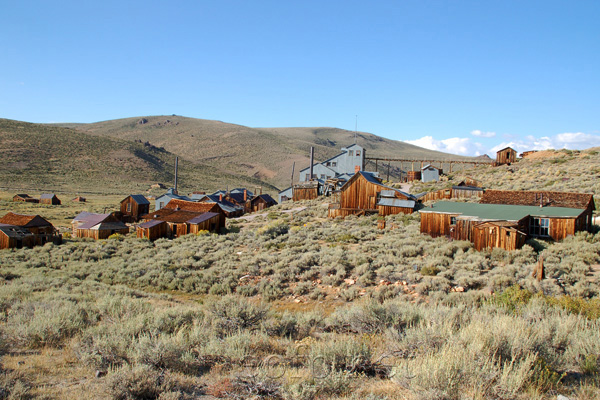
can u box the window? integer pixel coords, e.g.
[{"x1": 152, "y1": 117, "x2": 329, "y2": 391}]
[
  {"x1": 530, "y1": 217, "x2": 549, "y2": 237},
  {"x1": 305, "y1": 173, "x2": 311, "y2": 180},
  {"x1": 356, "y1": 151, "x2": 361, "y2": 156},
  {"x1": 450, "y1": 216, "x2": 457, "y2": 225},
  {"x1": 348, "y1": 150, "x2": 354, "y2": 156},
  {"x1": 320, "y1": 174, "x2": 326, "y2": 179},
  {"x1": 126, "y1": 203, "x2": 132, "y2": 213},
  {"x1": 326, "y1": 162, "x2": 331, "y2": 166},
  {"x1": 331, "y1": 162, "x2": 337, "y2": 167},
  {"x1": 159, "y1": 202, "x2": 164, "y2": 209}
]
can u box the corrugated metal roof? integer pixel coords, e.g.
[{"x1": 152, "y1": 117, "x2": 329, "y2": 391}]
[
  {"x1": 380, "y1": 190, "x2": 396, "y2": 197},
  {"x1": 452, "y1": 186, "x2": 483, "y2": 191},
  {"x1": 129, "y1": 195, "x2": 150, "y2": 205},
  {"x1": 40, "y1": 194, "x2": 56, "y2": 199},
  {"x1": 72, "y1": 211, "x2": 97, "y2": 221},
  {"x1": 419, "y1": 201, "x2": 586, "y2": 221},
  {"x1": 377, "y1": 198, "x2": 416, "y2": 208},
  {"x1": 187, "y1": 212, "x2": 220, "y2": 224},
  {"x1": 137, "y1": 219, "x2": 166, "y2": 229},
  {"x1": 91, "y1": 222, "x2": 127, "y2": 231},
  {"x1": 75, "y1": 213, "x2": 111, "y2": 229}
]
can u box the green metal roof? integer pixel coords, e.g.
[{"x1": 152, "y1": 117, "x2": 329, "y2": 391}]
[{"x1": 419, "y1": 201, "x2": 585, "y2": 221}]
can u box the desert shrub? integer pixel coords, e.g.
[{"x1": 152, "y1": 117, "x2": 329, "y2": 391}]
[
  {"x1": 0, "y1": 369, "x2": 30, "y2": 400},
  {"x1": 108, "y1": 233, "x2": 125, "y2": 241},
  {"x1": 283, "y1": 371, "x2": 353, "y2": 400},
  {"x1": 106, "y1": 364, "x2": 169, "y2": 400},
  {"x1": 340, "y1": 286, "x2": 361, "y2": 302},
  {"x1": 207, "y1": 296, "x2": 268, "y2": 336},
  {"x1": 544, "y1": 295, "x2": 600, "y2": 320},
  {"x1": 420, "y1": 266, "x2": 440, "y2": 276},
  {"x1": 493, "y1": 285, "x2": 534, "y2": 312}
]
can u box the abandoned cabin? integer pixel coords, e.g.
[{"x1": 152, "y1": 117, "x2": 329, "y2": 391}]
[
  {"x1": 0, "y1": 212, "x2": 61, "y2": 249},
  {"x1": 419, "y1": 190, "x2": 594, "y2": 251},
  {"x1": 495, "y1": 147, "x2": 517, "y2": 165},
  {"x1": 329, "y1": 171, "x2": 417, "y2": 218},
  {"x1": 72, "y1": 212, "x2": 129, "y2": 239},
  {"x1": 39, "y1": 193, "x2": 61, "y2": 205},
  {"x1": 406, "y1": 170, "x2": 421, "y2": 182},
  {"x1": 247, "y1": 194, "x2": 277, "y2": 213},
  {"x1": 120, "y1": 195, "x2": 150, "y2": 222},
  {"x1": 192, "y1": 193, "x2": 244, "y2": 218},
  {"x1": 72, "y1": 196, "x2": 86, "y2": 202},
  {"x1": 155, "y1": 188, "x2": 191, "y2": 211},
  {"x1": 13, "y1": 194, "x2": 38, "y2": 203}
]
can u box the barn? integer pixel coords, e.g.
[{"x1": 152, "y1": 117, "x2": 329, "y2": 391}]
[
  {"x1": 72, "y1": 212, "x2": 129, "y2": 239},
  {"x1": 39, "y1": 194, "x2": 61, "y2": 205},
  {"x1": 136, "y1": 219, "x2": 168, "y2": 241},
  {"x1": 495, "y1": 147, "x2": 517, "y2": 165},
  {"x1": 329, "y1": 171, "x2": 416, "y2": 218},
  {"x1": 120, "y1": 195, "x2": 150, "y2": 222}
]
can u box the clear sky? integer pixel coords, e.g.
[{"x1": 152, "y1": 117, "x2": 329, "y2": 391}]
[{"x1": 1, "y1": 0, "x2": 599, "y2": 156}]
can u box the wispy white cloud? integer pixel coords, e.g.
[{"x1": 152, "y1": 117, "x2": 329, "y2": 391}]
[
  {"x1": 405, "y1": 136, "x2": 486, "y2": 156},
  {"x1": 406, "y1": 131, "x2": 600, "y2": 157},
  {"x1": 470, "y1": 129, "x2": 496, "y2": 138}
]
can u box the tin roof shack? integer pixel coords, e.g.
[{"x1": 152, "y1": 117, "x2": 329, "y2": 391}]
[
  {"x1": 421, "y1": 164, "x2": 442, "y2": 183},
  {"x1": 0, "y1": 225, "x2": 36, "y2": 250},
  {"x1": 496, "y1": 147, "x2": 517, "y2": 165},
  {"x1": 377, "y1": 190, "x2": 416, "y2": 216},
  {"x1": 39, "y1": 194, "x2": 61, "y2": 205},
  {"x1": 13, "y1": 194, "x2": 38, "y2": 203},
  {"x1": 136, "y1": 219, "x2": 167, "y2": 241},
  {"x1": 419, "y1": 199, "x2": 592, "y2": 250},
  {"x1": 329, "y1": 171, "x2": 416, "y2": 218},
  {"x1": 248, "y1": 194, "x2": 277, "y2": 213},
  {"x1": 120, "y1": 195, "x2": 150, "y2": 223},
  {"x1": 72, "y1": 212, "x2": 129, "y2": 240}
]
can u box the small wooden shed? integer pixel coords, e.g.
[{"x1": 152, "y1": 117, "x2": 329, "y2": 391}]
[
  {"x1": 406, "y1": 171, "x2": 421, "y2": 182},
  {"x1": 13, "y1": 194, "x2": 38, "y2": 203},
  {"x1": 248, "y1": 194, "x2": 277, "y2": 212},
  {"x1": 293, "y1": 182, "x2": 320, "y2": 201},
  {"x1": 188, "y1": 212, "x2": 222, "y2": 234},
  {"x1": 496, "y1": 147, "x2": 517, "y2": 165},
  {"x1": 72, "y1": 196, "x2": 86, "y2": 202},
  {"x1": 472, "y1": 221, "x2": 527, "y2": 251},
  {"x1": 0, "y1": 212, "x2": 55, "y2": 236},
  {"x1": 421, "y1": 165, "x2": 442, "y2": 182},
  {"x1": 120, "y1": 194, "x2": 150, "y2": 223},
  {"x1": 136, "y1": 219, "x2": 168, "y2": 241},
  {"x1": 39, "y1": 194, "x2": 61, "y2": 205}
]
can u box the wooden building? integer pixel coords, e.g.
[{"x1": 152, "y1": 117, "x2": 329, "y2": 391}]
[
  {"x1": 421, "y1": 164, "x2": 442, "y2": 182},
  {"x1": 39, "y1": 194, "x2": 61, "y2": 205},
  {"x1": 451, "y1": 185, "x2": 484, "y2": 200},
  {"x1": 406, "y1": 171, "x2": 421, "y2": 182},
  {"x1": 72, "y1": 212, "x2": 129, "y2": 239},
  {"x1": 136, "y1": 220, "x2": 167, "y2": 241},
  {"x1": 0, "y1": 212, "x2": 55, "y2": 235},
  {"x1": 292, "y1": 182, "x2": 320, "y2": 201},
  {"x1": 247, "y1": 194, "x2": 277, "y2": 213},
  {"x1": 188, "y1": 212, "x2": 222, "y2": 234},
  {"x1": 495, "y1": 147, "x2": 517, "y2": 165},
  {"x1": 329, "y1": 171, "x2": 416, "y2": 218},
  {"x1": 13, "y1": 194, "x2": 38, "y2": 203},
  {"x1": 0, "y1": 224, "x2": 36, "y2": 250},
  {"x1": 120, "y1": 195, "x2": 150, "y2": 223},
  {"x1": 192, "y1": 194, "x2": 244, "y2": 218},
  {"x1": 420, "y1": 193, "x2": 594, "y2": 250},
  {"x1": 72, "y1": 196, "x2": 86, "y2": 202},
  {"x1": 161, "y1": 199, "x2": 225, "y2": 229}
]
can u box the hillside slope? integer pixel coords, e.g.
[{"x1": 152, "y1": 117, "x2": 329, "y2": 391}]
[
  {"x1": 60, "y1": 115, "x2": 483, "y2": 189},
  {"x1": 0, "y1": 119, "x2": 277, "y2": 194}
]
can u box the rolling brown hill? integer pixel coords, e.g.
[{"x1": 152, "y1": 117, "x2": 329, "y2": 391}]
[
  {"x1": 59, "y1": 115, "x2": 484, "y2": 189},
  {"x1": 0, "y1": 119, "x2": 278, "y2": 195}
]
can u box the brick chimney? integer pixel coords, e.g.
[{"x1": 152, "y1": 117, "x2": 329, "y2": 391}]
[
  {"x1": 243, "y1": 189, "x2": 247, "y2": 201},
  {"x1": 355, "y1": 165, "x2": 360, "y2": 173},
  {"x1": 219, "y1": 194, "x2": 223, "y2": 202}
]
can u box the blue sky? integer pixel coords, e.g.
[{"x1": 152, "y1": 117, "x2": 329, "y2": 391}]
[{"x1": 1, "y1": 0, "x2": 599, "y2": 156}]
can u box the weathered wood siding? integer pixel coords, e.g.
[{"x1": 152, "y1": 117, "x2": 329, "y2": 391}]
[
  {"x1": 137, "y1": 223, "x2": 167, "y2": 241},
  {"x1": 293, "y1": 187, "x2": 319, "y2": 201},
  {"x1": 378, "y1": 205, "x2": 414, "y2": 216},
  {"x1": 189, "y1": 215, "x2": 222, "y2": 234},
  {"x1": 407, "y1": 171, "x2": 421, "y2": 182},
  {"x1": 451, "y1": 188, "x2": 483, "y2": 200},
  {"x1": 0, "y1": 232, "x2": 36, "y2": 250},
  {"x1": 120, "y1": 197, "x2": 149, "y2": 222},
  {"x1": 420, "y1": 189, "x2": 452, "y2": 202},
  {"x1": 472, "y1": 223, "x2": 526, "y2": 251},
  {"x1": 496, "y1": 148, "x2": 517, "y2": 165},
  {"x1": 420, "y1": 212, "x2": 457, "y2": 237}
]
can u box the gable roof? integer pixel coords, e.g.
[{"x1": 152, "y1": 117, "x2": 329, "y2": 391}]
[
  {"x1": 377, "y1": 198, "x2": 416, "y2": 208},
  {"x1": 299, "y1": 144, "x2": 363, "y2": 173},
  {"x1": 14, "y1": 194, "x2": 33, "y2": 199},
  {"x1": 481, "y1": 190, "x2": 594, "y2": 210},
  {"x1": 163, "y1": 199, "x2": 221, "y2": 213},
  {"x1": 0, "y1": 212, "x2": 52, "y2": 228},
  {"x1": 74, "y1": 213, "x2": 116, "y2": 229},
  {"x1": 497, "y1": 147, "x2": 516, "y2": 153},
  {"x1": 419, "y1": 201, "x2": 587, "y2": 221},
  {"x1": 341, "y1": 171, "x2": 415, "y2": 200},
  {"x1": 123, "y1": 195, "x2": 150, "y2": 205},
  {"x1": 73, "y1": 211, "x2": 103, "y2": 222},
  {"x1": 156, "y1": 210, "x2": 201, "y2": 223},
  {"x1": 156, "y1": 189, "x2": 191, "y2": 202},
  {"x1": 421, "y1": 164, "x2": 441, "y2": 171},
  {"x1": 252, "y1": 194, "x2": 277, "y2": 204},
  {"x1": 40, "y1": 193, "x2": 57, "y2": 199}
]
